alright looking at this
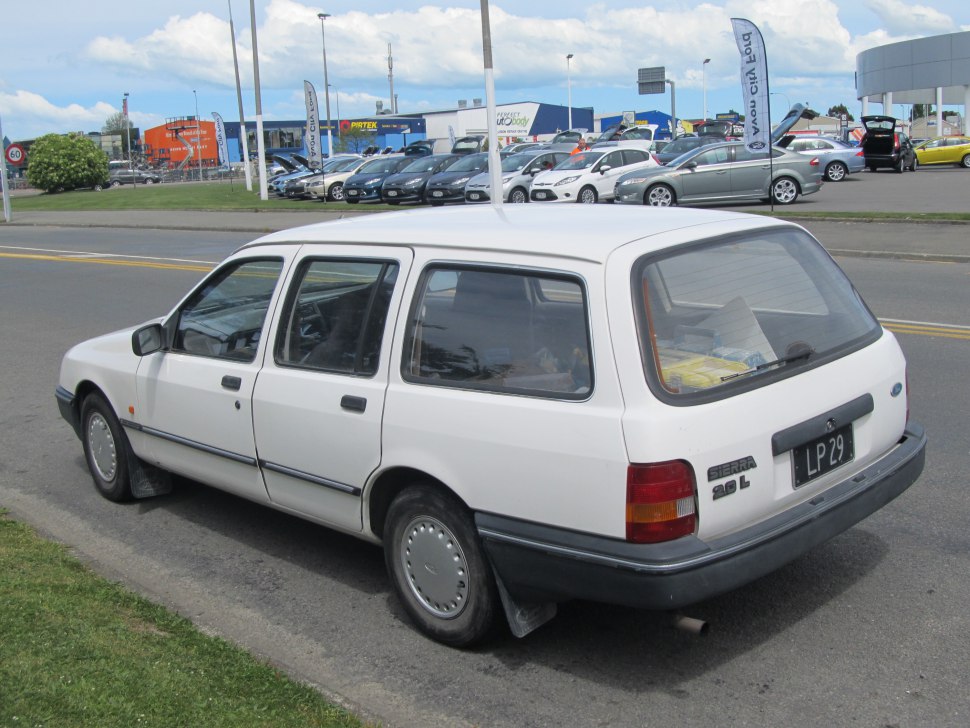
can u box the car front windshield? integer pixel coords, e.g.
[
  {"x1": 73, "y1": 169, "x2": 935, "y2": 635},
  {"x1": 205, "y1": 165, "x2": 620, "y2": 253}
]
[
  {"x1": 448, "y1": 154, "x2": 487, "y2": 172},
  {"x1": 501, "y1": 153, "x2": 539, "y2": 172},
  {"x1": 402, "y1": 157, "x2": 439, "y2": 173},
  {"x1": 555, "y1": 152, "x2": 601, "y2": 171},
  {"x1": 359, "y1": 157, "x2": 403, "y2": 174}
]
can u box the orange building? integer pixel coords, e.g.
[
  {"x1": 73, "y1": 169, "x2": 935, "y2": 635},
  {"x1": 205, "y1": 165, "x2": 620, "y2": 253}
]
[{"x1": 143, "y1": 117, "x2": 219, "y2": 170}]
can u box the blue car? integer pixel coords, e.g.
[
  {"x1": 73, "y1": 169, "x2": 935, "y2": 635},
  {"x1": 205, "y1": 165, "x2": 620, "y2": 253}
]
[
  {"x1": 342, "y1": 156, "x2": 413, "y2": 204},
  {"x1": 779, "y1": 135, "x2": 866, "y2": 182}
]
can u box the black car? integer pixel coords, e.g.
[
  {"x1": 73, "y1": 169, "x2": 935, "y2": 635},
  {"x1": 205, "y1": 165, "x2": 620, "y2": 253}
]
[
  {"x1": 424, "y1": 152, "x2": 490, "y2": 205},
  {"x1": 654, "y1": 135, "x2": 727, "y2": 165},
  {"x1": 381, "y1": 154, "x2": 462, "y2": 205},
  {"x1": 108, "y1": 168, "x2": 162, "y2": 186},
  {"x1": 860, "y1": 115, "x2": 918, "y2": 172},
  {"x1": 342, "y1": 156, "x2": 413, "y2": 203}
]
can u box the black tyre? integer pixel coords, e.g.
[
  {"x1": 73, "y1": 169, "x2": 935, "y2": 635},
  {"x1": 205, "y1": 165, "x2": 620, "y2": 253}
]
[
  {"x1": 578, "y1": 186, "x2": 598, "y2": 204},
  {"x1": 328, "y1": 183, "x2": 344, "y2": 201},
  {"x1": 825, "y1": 161, "x2": 848, "y2": 182},
  {"x1": 110, "y1": 180, "x2": 122, "y2": 188},
  {"x1": 645, "y1": 184, "x2": 675, "y2": 206},
  {"x1": 961, "y1": 154, "x2": 970, "y2": 169},
  {"x1": 909, "y1": 157, "x2": 919, "y2": 171},
  {"x1": 894, "y1": 157, "x2": 905, "y2": 173},
  {"x1": 80, "y1": 393, "x2": 133, "y2": 502},
  {"x1": 508, "y1": 187, "x2": 528, "y2": 203},
  {"x1": 384, "y1": 485, "x2": 500, "y2": 647},
  {"x1": 771, "y1": 176, "x2": 799, "y2": 205},
  {"x1": 145, "y1": 178, "x2": 155, "y2": 185},
  {"x1": 868, "y1": 165, "x2": 877, "y2": 172}
]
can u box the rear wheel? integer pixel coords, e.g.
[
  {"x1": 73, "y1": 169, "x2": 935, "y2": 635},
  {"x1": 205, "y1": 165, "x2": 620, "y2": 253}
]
[
  {"x1": 868, "y1": 165, "x2": 877, "y2": 172},
  {"x1": 145, "y1": 178, "x2": 155, "y2": 185},
  {"x1": 824, "y1": 161, "x2": 848, "y2": 182},
  {"x1": 81, "y1": 393, "x2": 132, "y2": 502},
  {"x1": 578, "y1": 186, "x2": 598, "y2": 204},
  {"x1": 909, "y1": 157, "x2": 919, "y2": 171},
  {"x1": 508, "y1": 187, "x2": 528, "y2": 203},
  {"x1": 645, "y1": 184, "x2": 675, "y2": 206},
  {"x1": 894, "y1": 157, "x2": 905, "y2": 173},
  {"x1": 961, "y1": 154, "x2": 970, "y2": 169},
  {"x1": 384, "y1": 485, "x2": 500, "y2": 647},
  {"x1": 328, "y1": 183, "x2": 344, "y2": 201},
  {"x1": 771, "y1": 176, "x2": 799, "y2": 205}
]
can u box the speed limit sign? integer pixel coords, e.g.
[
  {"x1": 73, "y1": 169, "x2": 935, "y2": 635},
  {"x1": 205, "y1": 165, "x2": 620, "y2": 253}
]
[{"x1": 5, "y1": 143, "x2": 25, "y2": 166}]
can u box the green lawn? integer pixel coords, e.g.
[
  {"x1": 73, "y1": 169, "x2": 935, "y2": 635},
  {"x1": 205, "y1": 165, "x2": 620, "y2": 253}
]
[
  {"x1": 10, "y1": 181, "x2": 398, "y2": 213},
  {"x1": 0, "y1": 511, "x2": 370, "y2": 728}
]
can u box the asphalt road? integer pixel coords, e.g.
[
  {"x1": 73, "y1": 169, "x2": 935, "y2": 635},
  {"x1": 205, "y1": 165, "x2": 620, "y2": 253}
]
[{"x1": 1, "y1": 224, "x2": 969, "y2": 727}]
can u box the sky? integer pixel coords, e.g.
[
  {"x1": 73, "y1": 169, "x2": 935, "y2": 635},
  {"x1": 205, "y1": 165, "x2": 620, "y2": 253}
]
[{"x1": 2, "y1": 0, "x2": 968, "y2": 141}]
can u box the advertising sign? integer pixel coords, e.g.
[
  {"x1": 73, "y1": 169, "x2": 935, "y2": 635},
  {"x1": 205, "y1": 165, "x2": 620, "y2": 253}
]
[
  {"x1": 303, "y1": 81, "x2": 322, "y2": 169},
  {"x1": 211, "y1": 113, "x2": 229, "y2": 169},
  {"x1": 731, "y1": 18, "x2": 771, "y2": 152}
]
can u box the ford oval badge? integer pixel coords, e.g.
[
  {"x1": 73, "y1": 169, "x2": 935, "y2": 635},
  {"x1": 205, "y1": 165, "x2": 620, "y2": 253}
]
[{"x1": 891, "y1": 382, "x2": 903, "y2": 397}]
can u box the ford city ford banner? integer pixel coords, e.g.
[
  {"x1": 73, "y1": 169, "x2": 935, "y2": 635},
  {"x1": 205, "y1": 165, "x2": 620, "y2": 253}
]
[
  {"x1": 731, "y1": 18, "x2": 770, "y2": 153},
  {"x1": 303, "y1": 81, "x2": 322, "y2": 169},
  {"x1": 211, "y1": 112, "x2": 229, "y2": 169}
]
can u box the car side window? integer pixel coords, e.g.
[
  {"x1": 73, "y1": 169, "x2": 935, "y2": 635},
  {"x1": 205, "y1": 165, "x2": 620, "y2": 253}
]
[
  {"x1": 622, "y1": 149, "x2": 648, "y2": 165},
  {"x1": 275, "y1": 259, "x2": 399, "y2": 375},
  {"x1": 404, "y1": 267, "x2": 592, "y2": 398},
  {"x1": 694, "y1": 147, "x2": 729, "y2": 166},
  {"x1": 173, "y1": 258, "x2": 284, "y2": 362}
]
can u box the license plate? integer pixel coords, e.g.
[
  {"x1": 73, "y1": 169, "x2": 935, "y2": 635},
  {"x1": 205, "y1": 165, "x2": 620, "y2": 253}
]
[
  {"x1": 431, "y1": 190, "x2": 443, "y2": 197},
  {"x1": 469, "y1": 192, "x2": 481, "y2": 200},
  {"x1": 387, "y1": 190, "x2": 397, "y2": 196},
  {"x1": 792, "y1": 424, "x2": 854, "y2": 487},
  {"x1": 535, "y1": 191, "x2": 548, "y2": 200},
  {"x1": 346, "y1": 189, "x2": 359, "y2": 196}
]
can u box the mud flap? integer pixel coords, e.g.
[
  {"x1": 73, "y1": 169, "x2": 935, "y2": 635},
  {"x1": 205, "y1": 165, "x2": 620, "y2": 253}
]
[
  {"x1": 493, "y1": 572, "x2": 557, "y2": 638},
  {"x1": 125, "y1": 447, "x2": 172, "y2": 499}
]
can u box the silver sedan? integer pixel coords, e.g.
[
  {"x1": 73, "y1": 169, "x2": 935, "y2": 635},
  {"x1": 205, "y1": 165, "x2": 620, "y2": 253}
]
[{"x1": 614, "y1": 141, "x2": 823, "y2": 207}]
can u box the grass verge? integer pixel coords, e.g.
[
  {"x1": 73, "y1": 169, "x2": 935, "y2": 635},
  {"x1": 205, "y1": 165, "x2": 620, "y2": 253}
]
[{"x1": 0, "y1": 510, "x2": 367, "y2": 728}]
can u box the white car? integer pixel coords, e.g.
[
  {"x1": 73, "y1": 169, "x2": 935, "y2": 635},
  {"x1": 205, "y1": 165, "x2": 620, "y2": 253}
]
[
  {"x1": 464, "y1": 149, "x2": 570, "y2": 204},
  {"x1": 530, "y1": 148, "x2": 659, "y2": 203},
  {"x1": 305, "y1": 156, "x2": 367, "y2": 201},
  {"x1": 57, "y1": 206, "x2": 925, "y2": 647}
]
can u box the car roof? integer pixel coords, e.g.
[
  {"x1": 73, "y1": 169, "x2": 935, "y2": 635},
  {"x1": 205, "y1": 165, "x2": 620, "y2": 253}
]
[{"x1": 241, "y1": 206, "x2": 788, "y2": 264}]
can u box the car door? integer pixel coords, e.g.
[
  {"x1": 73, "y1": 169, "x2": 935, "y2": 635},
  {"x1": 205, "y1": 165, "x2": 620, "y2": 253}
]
[
  {"x1": 729, "y1": 145, "x2": 773, "y2": 197},
  {"x1": 591, "y1": 150, "x2": 632, "y2": 197},
  {"x1": 251, "y1": 247, "x2": 413, "y2": 532},
  {"x1": 135, "y1": 252, "x2": 295, "y2": 502},
  {"x1": 679, "y1": 145, "x2": 732, "y2": 200}
]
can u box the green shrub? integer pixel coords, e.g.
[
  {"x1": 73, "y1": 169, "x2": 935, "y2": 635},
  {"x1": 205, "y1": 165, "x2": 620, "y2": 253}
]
[{"x1": 26, "y1": 133, "x2": 110, "y2": 193}]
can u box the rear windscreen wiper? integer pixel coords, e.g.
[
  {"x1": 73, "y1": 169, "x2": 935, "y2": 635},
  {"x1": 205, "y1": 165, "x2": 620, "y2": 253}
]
[{"x1": 721, "y1": 345, "x2": 814, "y2": 382}]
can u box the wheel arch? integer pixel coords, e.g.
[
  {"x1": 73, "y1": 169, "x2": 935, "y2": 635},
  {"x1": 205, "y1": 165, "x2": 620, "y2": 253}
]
[{"x1": 366, "y1": 466, "x2": 468, "y2": 541}]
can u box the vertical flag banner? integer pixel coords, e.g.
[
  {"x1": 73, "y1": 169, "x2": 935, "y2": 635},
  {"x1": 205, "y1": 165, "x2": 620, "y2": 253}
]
[
  {"x1": 731, "y1": 18, "x2": 770, "y2": 153},
  {"x1": 211, "y1": 112, "x2": 229, "y2": 169},
  {"x1": 304, "y1": 81, "x2": 322, "y2": 169}
]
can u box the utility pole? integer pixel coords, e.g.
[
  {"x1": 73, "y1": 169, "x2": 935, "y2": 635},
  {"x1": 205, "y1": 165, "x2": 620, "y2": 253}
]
[{"x1": 388, "y1": 43, "x2": 396, "y2": 113}]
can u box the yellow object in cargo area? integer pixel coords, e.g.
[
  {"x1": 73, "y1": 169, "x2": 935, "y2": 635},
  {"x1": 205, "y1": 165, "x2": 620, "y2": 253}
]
[{"x1": 658, "y1": 348, "x2": 751, "y2": 392}]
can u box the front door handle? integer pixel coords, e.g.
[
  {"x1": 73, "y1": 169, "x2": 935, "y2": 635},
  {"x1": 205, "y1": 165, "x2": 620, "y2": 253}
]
[
  {"x1": 340, "y1": 395, "x2": 367, "y2": 412},
  {"x1": 221, "y1": 375, "x2": 242, "y2": 391}
]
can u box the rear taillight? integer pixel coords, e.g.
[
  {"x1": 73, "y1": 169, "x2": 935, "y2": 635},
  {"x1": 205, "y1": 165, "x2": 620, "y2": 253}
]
[
  {"x1": 809, "y1": 157, "x2": 820, "y2": 167},
  {"x1": 856, "y1": 150, "x2": 864, "y2": 157},
  {"x1": 626, "y1": 461, "x2": 697, "y2": 543}
]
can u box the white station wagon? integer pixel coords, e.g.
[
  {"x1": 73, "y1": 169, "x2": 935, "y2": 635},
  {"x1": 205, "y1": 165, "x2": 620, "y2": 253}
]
[{"x1": 57, "y1": 206, "x2": 926, "y2": 646}]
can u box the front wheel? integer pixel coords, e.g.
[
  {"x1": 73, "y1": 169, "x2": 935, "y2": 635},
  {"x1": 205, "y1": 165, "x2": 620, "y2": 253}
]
[
  {"x1": 578, "y1": 186, "x2": 598, "y2": 204},
  {"x1": 81, "y1": 393, "x2": 132, "y2": 502},
  {"x1": 328, "y1": 183, "x2": 344, "y2": 201},
  {"x1": 645, "y1": 184, "x2": 675, "y2": 206},
  {"x1": 825, "y1": 161, "x2": 847, "y2": 182},
  {"x1": 384, "y1": 485, "x2": 500, "y2": 647},
  {"x1": 145, "y1": 178, "x2": 155, "y2": 185},
  {"x1": 771, "y1": 176, "x2": 800, "y2": 205},
  {"x1": 508, "y1": 187, "x2": 528, "y2": 203},
  {"x1": 961, "y1": 154, "x2": 970, "y2": 169}
]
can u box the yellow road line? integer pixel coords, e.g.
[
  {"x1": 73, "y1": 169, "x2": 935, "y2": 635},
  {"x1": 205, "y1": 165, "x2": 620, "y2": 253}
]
[
  {"x1": 882, "y1": 322, "x2": 970, "y2": 340},
  {"x1": 0, "y1": 251, "x2": 213, "y2": 273}
]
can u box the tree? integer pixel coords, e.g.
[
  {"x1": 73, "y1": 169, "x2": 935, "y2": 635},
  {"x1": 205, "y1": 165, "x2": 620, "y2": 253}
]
[
  {"x1": 827, "y1": 104, "x2": 854, "y2": 121},
  {"x1": 26, "y1": 133, "x2": 109, "y2": 193},
  {"x1": 334, "y1": 127, "x2": 374, "y2": 154},
  {"x1": 102, "y1": 112, "x2": 134, "y2": 156}
]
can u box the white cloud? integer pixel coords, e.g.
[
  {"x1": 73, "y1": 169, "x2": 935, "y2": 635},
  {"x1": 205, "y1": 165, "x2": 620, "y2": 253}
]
[{"x1": 864, "y1": 0, "x2": 955, "y2": 35}]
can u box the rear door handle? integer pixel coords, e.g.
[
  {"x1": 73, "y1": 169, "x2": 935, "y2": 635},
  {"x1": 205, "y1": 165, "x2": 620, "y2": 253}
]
[
  {"x1": 340, "y1": 395, "x2": 367, "y2": 412},
  {"x1": 221, "y1": 375, "x2": 242, "y2": 391}
]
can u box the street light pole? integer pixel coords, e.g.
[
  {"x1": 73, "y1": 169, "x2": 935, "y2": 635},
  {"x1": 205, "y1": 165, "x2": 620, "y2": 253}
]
[
  {"x1": 317, "y1": 13, "x2": 334, "y2": 160},
  {"x1": 329, "y1": 85, "x2": 341, "y2": 140},
  {"x1": 566, "y1": 54, "x2": 574, "y2": 130},
  {"x1": 702, "y1": 58, "x2": 710, "y2": 121},
  {"x1": 193, "y1": 89, "x2": 203, "y2": 182},
  {"x1": 124, "y1": 92, "x2": 135, "y2": 189}
]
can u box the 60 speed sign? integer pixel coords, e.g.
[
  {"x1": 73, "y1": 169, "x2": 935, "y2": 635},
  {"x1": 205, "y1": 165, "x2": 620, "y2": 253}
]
[{"x1": 5, "y1": 143, "x2": 26, "y2": 166}]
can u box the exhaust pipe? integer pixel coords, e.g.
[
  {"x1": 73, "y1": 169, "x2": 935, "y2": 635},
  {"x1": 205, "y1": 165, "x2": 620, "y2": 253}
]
[{"x1": 671, "y1": 613, "x2": 709, "y2": 636}]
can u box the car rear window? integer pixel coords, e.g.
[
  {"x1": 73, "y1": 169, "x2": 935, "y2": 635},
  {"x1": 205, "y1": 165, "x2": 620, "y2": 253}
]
[{"x1": 633, "y1": 228, "x2": 880, "y2": 402}]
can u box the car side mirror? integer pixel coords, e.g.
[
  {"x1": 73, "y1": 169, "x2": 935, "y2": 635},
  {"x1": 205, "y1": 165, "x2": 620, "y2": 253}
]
[
  {"x1": 683, "y1": 161, "x2": 698, "y2": 170},
  {"x1": 599, "y1": 165, "x2": 612, "y2": 174},
  {"x1": 132, "y1": 323, "x2": 164, "y2": 356},
  {"x1": 528, "y1": 167, "x2": 541, "y2": 175}
]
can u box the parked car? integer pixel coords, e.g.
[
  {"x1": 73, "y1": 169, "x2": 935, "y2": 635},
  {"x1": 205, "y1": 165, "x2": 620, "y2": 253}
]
[
  {"x1": 860, "y1": 116, "x2": 917, "y2": 172},
  {"x1": 341, "y1": 156, "x2": 412, "y2": 203},
  {"x1": 913, "y1": 135, "x2": 970, "y2": 168},
  {"x1": 591, "y1": 122, "x2": 659, "y2": 152},
  {"x1": 655, "y1": 135, "x2": 727, "y2": 165},
  {"x1": 403, "y1": 139, "x2": 436, "y2": 157},
  {"x1": 108, "y1": 168, "x2": 162, "y2": 186},
  {"x1": 614, "y1": 141, "x2": 822, "y2": 206},
  {"x1": 304, "y1": 156, "x2": 368, "y2": 202},
  {"x1": 380, "y1": 154, "x2": 462, "y2": 205},
  {"x1": 464, "y1": 149, "x2": 570, "y2": 203},
  {"x1": 778, "y1": 135, "x2": 866, "y2": 181},
  {"x1": 424, "y1": 152, "x2": 491, "y2": 205},
  {"x1": 530, "y1": 147, "x2": 659, "y2": 203},
  {"x1": 56, "y1": 205, "x2": 926, "y2": 647}
]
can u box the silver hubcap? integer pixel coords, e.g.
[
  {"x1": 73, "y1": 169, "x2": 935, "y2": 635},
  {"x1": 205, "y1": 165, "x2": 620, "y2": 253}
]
[
  {"x1": 87, "y1": 413, "x2": 117, "y2": 482},
  {"x1": 510, "y1": 190, "x2": 526, "y2": 203},
  {"x1": 648, "y1": 187, "x2": 672, "y2": 206},
  {"x1": 580, "y1": 189, "x2": 596, "y2": 203},
  {"x1": 828, "y1": 164, "x2": 845, "y2": 181},
  {"x1": 773, "y1": 179, "x2": 797, "y2": 203},
  {"x1": 400, "y1": 515, "x2": 469, "y2": 619},
  {"x1": 330, "y1": 185, "x2": 343, "y2": 200}
]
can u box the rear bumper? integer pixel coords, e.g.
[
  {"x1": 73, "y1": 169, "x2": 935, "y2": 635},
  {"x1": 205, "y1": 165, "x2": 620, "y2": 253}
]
[{"x1": 477, "y1": 422, "x2": 926, "y2": 610}]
